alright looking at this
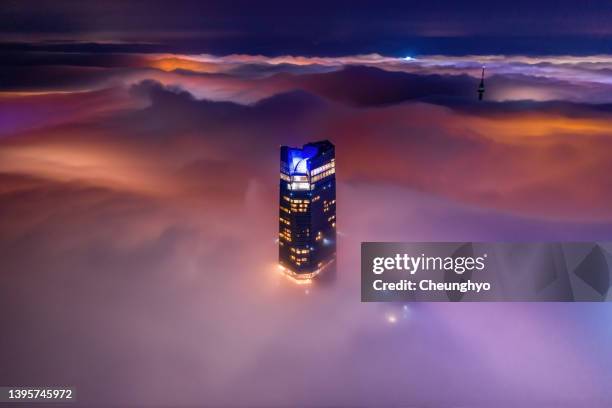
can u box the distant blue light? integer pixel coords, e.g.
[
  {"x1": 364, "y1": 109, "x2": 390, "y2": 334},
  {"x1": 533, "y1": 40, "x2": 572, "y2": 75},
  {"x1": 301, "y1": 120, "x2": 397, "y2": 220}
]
[{"x1": 288, "y1": 146, "x2": 318, "y2": 175}]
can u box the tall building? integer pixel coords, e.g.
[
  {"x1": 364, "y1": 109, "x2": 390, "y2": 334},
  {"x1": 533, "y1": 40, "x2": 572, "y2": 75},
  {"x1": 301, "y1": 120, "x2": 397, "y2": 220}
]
[
  {"x1": 278, "y1": 140, "x2": 336, "y2": 283},
  {"x1": 478, "y1": 66, "x2": 486, "y2": 100}
]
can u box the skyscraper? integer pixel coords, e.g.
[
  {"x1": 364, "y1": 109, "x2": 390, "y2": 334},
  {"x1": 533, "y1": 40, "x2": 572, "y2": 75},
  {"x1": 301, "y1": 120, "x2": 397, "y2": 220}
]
[
  {"x1": 278, "y1": 140, "x2": 336, "y2": 283},
  {"x1": 478, "y1": 66, "x2": 486, "y2": 100}
]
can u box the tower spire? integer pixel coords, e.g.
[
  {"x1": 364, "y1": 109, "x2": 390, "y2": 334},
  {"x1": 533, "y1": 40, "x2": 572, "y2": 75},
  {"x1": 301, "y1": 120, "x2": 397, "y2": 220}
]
[{"x1": 478, "y1": 66, "x2": 485, "y2": 101}]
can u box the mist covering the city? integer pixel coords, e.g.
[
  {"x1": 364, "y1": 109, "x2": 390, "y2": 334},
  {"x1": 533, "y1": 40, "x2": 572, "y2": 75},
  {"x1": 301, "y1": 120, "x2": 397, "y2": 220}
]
[
  {"x1": 2, "y1": 51, "x2": 612, "y2": 405},
  {"x1": 4, "y1": 0, "x2": 612, "y2": 400}
]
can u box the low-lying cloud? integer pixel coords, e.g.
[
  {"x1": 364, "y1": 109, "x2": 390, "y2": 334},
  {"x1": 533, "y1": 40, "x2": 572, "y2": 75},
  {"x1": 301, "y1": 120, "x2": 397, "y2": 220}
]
[{"x1": 2, "y1": 52, "x2": 612, "y2": 407}]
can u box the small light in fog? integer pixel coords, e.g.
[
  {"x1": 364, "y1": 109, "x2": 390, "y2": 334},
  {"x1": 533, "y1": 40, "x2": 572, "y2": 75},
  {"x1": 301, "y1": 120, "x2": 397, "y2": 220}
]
[
  {"x1": 386, "y1": 314, "x2": 397, "y2": 324},
  {"x1": 402, "y1": 305, "x2": 410, "y2": 319}
]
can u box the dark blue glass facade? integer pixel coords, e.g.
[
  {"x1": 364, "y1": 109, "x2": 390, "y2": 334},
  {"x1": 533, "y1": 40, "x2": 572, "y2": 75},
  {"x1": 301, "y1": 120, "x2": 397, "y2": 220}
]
[{"x1": 279, "y1": 140, "x2": 336, "y2": 281}]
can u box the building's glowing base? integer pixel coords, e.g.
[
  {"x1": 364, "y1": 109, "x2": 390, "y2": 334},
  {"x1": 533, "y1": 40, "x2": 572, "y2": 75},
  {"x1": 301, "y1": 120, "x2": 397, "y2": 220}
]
[{"x1": 277, "y1": 258, "x2": 335, "y2": 285}]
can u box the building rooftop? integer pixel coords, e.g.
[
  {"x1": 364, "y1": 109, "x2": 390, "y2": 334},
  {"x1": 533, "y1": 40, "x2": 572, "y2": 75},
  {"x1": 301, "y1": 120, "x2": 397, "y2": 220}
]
[{"x1": 283, "y1": 140, "x2": 334, "y2": 175}]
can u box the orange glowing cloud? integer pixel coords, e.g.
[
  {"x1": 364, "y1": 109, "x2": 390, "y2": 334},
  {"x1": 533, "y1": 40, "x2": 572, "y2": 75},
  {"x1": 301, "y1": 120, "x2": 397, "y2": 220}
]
[
  {"x1": 148, "y1": 56, "x2": 223, "y2": 74},
  {"x1": 0, "y1": 142, "x2": 178, "y2": 196},
  {"x1": 3, "y1": 53, "x2": 612, "y2": 222}
]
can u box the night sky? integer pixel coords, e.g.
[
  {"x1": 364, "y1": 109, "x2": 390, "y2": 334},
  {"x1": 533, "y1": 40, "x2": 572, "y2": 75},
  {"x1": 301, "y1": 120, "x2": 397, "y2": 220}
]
[
  {"x1": 4, "y1": 0, "x2": 612, "y2": 55},
  {"x1": 2, "y1": 2, "x2": 612, "y2": 407}
]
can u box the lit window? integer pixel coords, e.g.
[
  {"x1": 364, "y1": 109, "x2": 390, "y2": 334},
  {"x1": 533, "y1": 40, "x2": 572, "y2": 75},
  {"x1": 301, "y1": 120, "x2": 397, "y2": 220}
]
[{"x1": 289, "y1": 182, "x2": 310, "y2": 191}]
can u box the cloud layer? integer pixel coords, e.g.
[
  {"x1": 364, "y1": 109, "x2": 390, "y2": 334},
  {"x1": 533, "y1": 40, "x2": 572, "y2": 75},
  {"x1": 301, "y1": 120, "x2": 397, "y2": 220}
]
[{"x1": 2, "y1": 52, "x2": 612, "y2": 406}]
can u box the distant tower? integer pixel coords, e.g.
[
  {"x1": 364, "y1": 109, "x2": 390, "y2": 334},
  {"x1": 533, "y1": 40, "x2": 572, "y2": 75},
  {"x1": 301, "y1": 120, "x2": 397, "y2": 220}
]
[
  {"x1": 278, "y1": 140, "x2": 336, "y2": 283},
  {"x1": 478, "y1": 66, "x2": 485, "y2": 101}
]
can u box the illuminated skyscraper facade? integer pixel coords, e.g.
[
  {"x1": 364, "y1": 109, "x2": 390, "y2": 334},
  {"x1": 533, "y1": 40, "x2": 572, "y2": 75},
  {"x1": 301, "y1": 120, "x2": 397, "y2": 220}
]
[{"x1": 279, "y1": 140, "x2": 336, "y2": 282}]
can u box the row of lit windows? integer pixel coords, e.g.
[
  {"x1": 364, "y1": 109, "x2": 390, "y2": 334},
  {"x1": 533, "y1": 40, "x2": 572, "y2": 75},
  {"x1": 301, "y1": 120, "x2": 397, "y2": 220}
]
[
  {"x1": 291, "y1": 199, "x2": 309, "y2": 204},
  {"x1": 290, "y1": 255, "x2": 308, "y2": 262},
  {"x1": 279, "y1": 227, "x2": 292, "y2": 242},
  {"x1": 310, "y1": 168, "x2": 335, "y2": 183},
  {"x1": 322, "y1": 199, "x2": 336, "y2": 213},
  {"x1": 291, "y1": 175, "x2": 308, "y2": 182},
  {"x1": 323, "y1": 202, "x2": 330, "y2": 213},
  {"x1": 290, "y1": 247, "x2": 310, "y2": 254},
  {"x1": 328, "y1": 215, "x2": 335, "y2": 222},
  {"x1": 311, "y1": 195, "x2": 321, "y2": 202},
  {"x1": 280, "y1": 217, "x2": 290, "y2": 226},
  {"x1": 310, "y1": 160, "x2": 335, "y2": 177},
  {"x1": 281, "y1": 204, "x2": 312, "y2": 214},
  {"x1": 280, "y1": 172, "x2": 291, "y2": 182},
  {"x1": 288, "y1": 181, "x2": 310, "y2": 191},
  {"x1": 290, "y1": 202, "x2": 309, "y2": 212},
  {"x1": 315, "y1": 231, "x2": 323, "y2": 241}
]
